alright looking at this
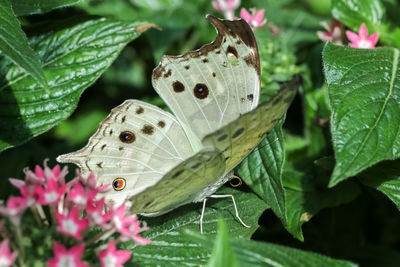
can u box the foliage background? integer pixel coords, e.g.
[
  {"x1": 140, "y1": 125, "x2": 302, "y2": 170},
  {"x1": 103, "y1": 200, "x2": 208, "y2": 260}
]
[{"x1": 1, "y1": 0, "x2": 400, "y2": 266}]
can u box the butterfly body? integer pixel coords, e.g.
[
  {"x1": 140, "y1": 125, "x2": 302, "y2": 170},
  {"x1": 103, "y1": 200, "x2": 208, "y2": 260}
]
[{"x1": 57, "y1": 15, "x2": 297, "y2": 216}]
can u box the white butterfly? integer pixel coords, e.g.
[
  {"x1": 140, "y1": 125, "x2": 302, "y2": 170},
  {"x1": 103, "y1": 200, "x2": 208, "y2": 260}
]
[{"x1": 57, "y1": 15, "x2": 297, "y2": 230}]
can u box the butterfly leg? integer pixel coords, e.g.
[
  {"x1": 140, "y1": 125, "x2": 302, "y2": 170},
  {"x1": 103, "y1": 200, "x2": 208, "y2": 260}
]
[
  {"x1": 210, "y1": 194, "x2": 251, "y2": 229},
  {"x1": 200, "y1": 198, "x2": 208, "y2": 234}
]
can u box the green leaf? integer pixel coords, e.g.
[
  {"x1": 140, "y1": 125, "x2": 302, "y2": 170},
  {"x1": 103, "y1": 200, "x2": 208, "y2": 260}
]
[
  {"x1": 123, "y1": 187, "x2": 267, "y2": 266},
  {"x1": 283, "y1": 161, "x2": 361, "y2": 241},
  {"x1": 323, "y1": 43, "x2": 400, "y2": 186},
  {"x1": 236, "y1": 117, "x2": 286, "y2": 225},
  {"x1": 0, "y1": 0, "x2": 47, "y2": 89},
  {"x1": 304, "y1": 85, "x2": 331, "y2": 157},
  {"x1": 207, "y1": 219, "x2": 238, "y2": 267},
  {"x1": 0, "y1": 18, "x2": 152, "y2": 152},
  {"x1": 186, "y1": 227, "x2": 357, "y2": 267},
  {"x1": 231, "y1": 239, "x2": 357, "y2": 267},
  {"x1": 331, "y1": 0, "x2": 384, "y2": 32},
  {"x1": 359, "y1": 159, "x2": 400, "y2": 211},
  {"x1": 10, "y1": 0, "x2": 81, "y2": 16}
]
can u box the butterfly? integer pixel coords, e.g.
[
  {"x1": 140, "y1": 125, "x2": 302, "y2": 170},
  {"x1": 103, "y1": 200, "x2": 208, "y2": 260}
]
[{"x1": 57, "y1": 15, "x2": 297, "y2": 221}]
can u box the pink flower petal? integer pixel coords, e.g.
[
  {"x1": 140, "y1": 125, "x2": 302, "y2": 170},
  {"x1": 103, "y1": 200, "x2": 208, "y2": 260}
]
[
  {"x1": 240, "y1": 8, "x2": 251, "y2": 22},
  {"x1": 367, "y1": 32, "x2": 379, "y2": 47},
  {"x1": 254, "y1": 9, "x2": 265, "y2": 23},
  {"x1": 212, "y1": 1, "x2": 222, "y2": 12},
  {"x1": 359, "y1": 23, "x2": 368, "y2": 38},
  {"x1": 345, "y1": 30, "x2": 360, "y2": 43}
]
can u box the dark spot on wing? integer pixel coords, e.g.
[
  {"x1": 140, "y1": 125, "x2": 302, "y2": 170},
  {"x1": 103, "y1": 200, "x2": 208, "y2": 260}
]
[
  {"x1": 212, "y1": 72, "x2": 216, "y2": 77},
  {"x1": 172, "y1": 169, "x2": 184, "y2": 179},
  {"x1": 158, "y1": 121, "x2": 165, "y2": 128},
  {"x1": 96, "y1": 162, "x2": 103, "y2": 168},
  {"x1": 232, "y1": 128, "x2": 245, "y2": 138},
  {"x1": 136, "y1": 107, "x2": 144, "y2": 114},
  {"x1": 119, "y1": 147, "x2": 124, "y2": 151},
  {"x1": 119, "y1": 131, "x2": 135, "y2": 143},
  {"x1": 184, "y1": 65, "x2": 190, "y2": 70},
  {"x1": 101, "y1": 144, "x2": 106, "y2": 150},
  {"x1": 216, "y1": 50, "x2": 221, "y2": 54},
  {"x1": 227, "y1": 45, "x2": 238, "y2": 58},
  {"x1": 143, "y1": 202, "x2": 152, "y2": 208},
  {"x1": 193, "y1": 83, "x2": 209, "y2": 99},
  {"x1": 173, "y1": 81, "x2": 185, "y2": 93},
  {"x1": 202, "y1": 59, "x2": 209, "y2": 63},
  {"x1": 236, "y1": 40, "x2": 241, "y2": 45},
  {"x1": 240, "y1": 97, "x2": 245, "y2": 102},
  {"x1": 122, "y1": 116, "x2": 126, "y2": 123},
  {"x1": 153, "y1": 64, "x2": 166, "y2": 80},
  {"x1": 164, "y1": 69, "x2": 172, "y2": 78},
  {"x1": 244, "y1": 54, "x2": 260, "y2": 76},
  {"x1": 218, "y1": 134, "x2": 228, "y2": 141},
  {"x1": 247, "y1": 94, "x2": 254, "y2": 102},
  {"x1": 141, "y1": 125, "x2": 154, "y2": 135}
]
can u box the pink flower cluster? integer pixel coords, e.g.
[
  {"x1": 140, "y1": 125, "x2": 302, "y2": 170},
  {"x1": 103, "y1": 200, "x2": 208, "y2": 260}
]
[
  {"x1": 318, "y1": 20, "x2": 379, "y2": 49},
  {"x1": 212, "y1": 0, "x2": 266, "y2": 29},
  {"x1": 0, "y1": 161, "x2": 150, "y2": 267}
]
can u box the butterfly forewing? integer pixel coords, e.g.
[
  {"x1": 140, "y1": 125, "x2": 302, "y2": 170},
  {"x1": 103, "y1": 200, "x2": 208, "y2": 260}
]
[
  {"x1": 57, "y1": 100, "x2": 195, "y2": 205},
  {"x1": 202, "y1": 77, "x2": 299, "y2": 173},
  {"x1": 152, "y1": 15, "x2": 260, "y2": 148}
]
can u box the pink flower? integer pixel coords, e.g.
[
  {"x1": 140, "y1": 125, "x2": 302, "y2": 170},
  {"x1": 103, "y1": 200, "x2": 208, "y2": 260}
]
[
  {"x1": 346, "y1": 23, "x2": 379, "y2": 49},
  {"x1": 35, "y1": 178, "x2": 66, "y2": 205},
  {"x1": 119, "y1": 220, "x2": 151, "y2": 245},
  {"x1": 68, "y1": 183, "x2": 97, "y2": 207},
  {"x1": 212, "y1": 0, "x2": 240, "y2": 20},
  {"x1": 86, "y1": 199, "x2": 112, "y2": 227},
  {"x1": 0, "y1": 240, "x2": 17, "y2": 267},
  {"x1": 240, "y1": 8, "x2": 267, "y2": 29},
  {"x1": 0, "y1": 196, "x2": 27, "y2": 224},
  {"x1": 55, "y1": 207, "x2": 88, "y2": 240},
  {"x1": 47, "y1": 243, "x2": 88, "y2": 267},
  {"x1": 98, "y1": 240, "x2": 131, "y2": 267},
  {"x1": 109, "y1": 205, "x2": 137, "y2": 236},
  {"x1": 79, "y1": 172, "x2": 110, "y2": 193},
  {"x1": 9, "y1": 162, "x2": 68, "y2": 189},
  {"x1": 20, "y1": 185, "x2": 37, "y2": 207},
  {"x1": 317, "y1": 19, "x2": 344, "y2": 45}
]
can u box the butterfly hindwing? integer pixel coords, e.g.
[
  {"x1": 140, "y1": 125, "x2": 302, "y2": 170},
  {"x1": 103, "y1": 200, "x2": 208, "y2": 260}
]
[
  {"x1": 129, "y1": 148, "x2": 226, "y2": 215},
  {"x1": 202, "y1": 77, "x2": 299, "y2": 173},
  {"x1": 152, "y1": 15, "x2": 260, "y2": 147},
  {"x1": 57, "y1": 100, "x2": 195, "y2": 205}
]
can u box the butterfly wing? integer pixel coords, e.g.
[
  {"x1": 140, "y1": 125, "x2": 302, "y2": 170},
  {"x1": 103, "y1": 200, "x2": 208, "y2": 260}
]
[
  {"x1": 128, "y1": 148, "x2": 226, "y2": 215},
  {"x1": 202, "y1": 77, "x2": 299, "y2": 173},
  {"x1": 57, "y1": 99, "x2": 196, "y2": 205},
  {"x1": 152, "y1": 15, "x2": 260, "y2": 148}
]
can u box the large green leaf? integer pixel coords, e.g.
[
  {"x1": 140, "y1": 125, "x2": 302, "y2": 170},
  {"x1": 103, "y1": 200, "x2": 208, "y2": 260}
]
[
  {"x1": 123, "y1": 187, "x2": 267, "y2": 266},
  {"x1": 283, "y1": 160, "x2": 361, "y2": 241},
  {"x1": 207, "y1": 219, "x2": 238, "y2": 267},
  {"x1": 0, "y1": 18, "x2": 152, "y2": 152},
  {"x1": 331, "y1": 0, "x2": 384, "y2": 32},
  {"x1": 359, "y1": 159, "x2": 400, "y2": 211},
  {"x1": 186, "y1": 226, "x2": 357, "y2": 267},
  {"x1": 323, "y1": 43, "x2": 400, "y2": 186},
  {"x1": 236, "y1": 118, "x2": 286, "y2": 225},
  {"x1": 0, "y1": 0, "x2": 47, "y2": 88},
  {"x1": 10, "y1": 0, "x2": 80, "y2": 16}
]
